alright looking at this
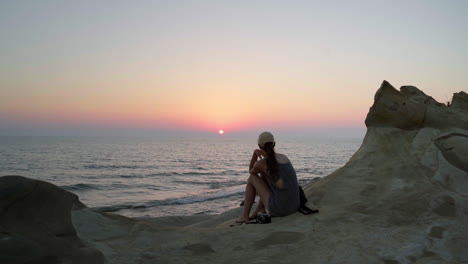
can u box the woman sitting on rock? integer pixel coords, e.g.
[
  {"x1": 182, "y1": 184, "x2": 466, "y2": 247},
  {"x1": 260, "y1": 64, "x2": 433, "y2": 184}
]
[{"x1": 237, "y1": 131, "x2": 300, "y2": 223}]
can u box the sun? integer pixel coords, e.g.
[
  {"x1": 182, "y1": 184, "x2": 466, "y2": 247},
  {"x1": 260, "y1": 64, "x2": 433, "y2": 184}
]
[{"x1": 218, "y1": 130, "x2": 224, "y2": 135}]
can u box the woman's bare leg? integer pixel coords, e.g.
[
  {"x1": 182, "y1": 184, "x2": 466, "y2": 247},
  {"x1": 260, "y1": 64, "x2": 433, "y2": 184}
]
[
  {"x1": 248, "y1": 175, "x2": 269, "y2": 219},
  {"x1": 249, "y1": 200, "x2": 266, "y2": 220},
  {"x1": 237, "y1": 178, "x2": 256, "y2": 222},
  {"x1": 237, "y1": 174, "x2": 271, "y2": 222}
]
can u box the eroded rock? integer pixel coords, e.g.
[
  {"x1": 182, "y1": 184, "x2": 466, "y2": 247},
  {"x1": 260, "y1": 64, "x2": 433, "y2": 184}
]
[
  {"x1": 365, "y1": 81, "x2": 426, "y2": 129},
  {"x1": 435, "y1": 132, "x2": 468, "y2": 172},
  {"x1": 0, "y1": 176, "x2": 104, "y2": 264},
  {"x1": 451, "y1": 91, "x2": 468, "y2": 111},
  {"x1": 366, "y1": 81, "x2": 468, "y2": 130}
]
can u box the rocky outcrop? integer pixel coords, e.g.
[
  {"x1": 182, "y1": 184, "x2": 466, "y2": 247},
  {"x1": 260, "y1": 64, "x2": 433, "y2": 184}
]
[
  {"x1": 435, "y1": 132, "x2": 468, "y2": 173},
  {"x1": 451, "y1": 91, "x2": 468, "y2": 111},
  {"x1": 306, "y1": 81, "x2": 468, "y2": 263},
  {"x1": 365, "y1": 80, "x2": 468, "y2": 130},
  {"x1": 365, "y1": 81, "x2": 427, "y2": 129},
  {"x1": 0, "y1": 176, "x2": 104, "y2": 264}
]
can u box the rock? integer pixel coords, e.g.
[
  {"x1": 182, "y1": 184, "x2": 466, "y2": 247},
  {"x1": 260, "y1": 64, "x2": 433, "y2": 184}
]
[
  {"x1": 366, "y1": 80, "x2": 468, "y2": 130},
  {"x1": 0, "y1": 176, "x2": 105, "y2": 264},
  {"x1": 0, "y1": 232, "x2": 46, "y2": 264},
  {"x1": 305, "y1": 81, "x2": 468, "y2": 263},
  {"x1": 424, "y1": 103, "x2": 468, "y2": 130},
  {"x1": 365, "y1": 80, "x2": 426, "y2": 129},
  {"x1": 400, "y1": 85, "x2": 444, "y2": 106},
  {"x1": 435, "y1": 131, "x2": 468, "y2": 172},
  {"x1": 451, "y1": 91, "x2": 468, "y2": 111}
]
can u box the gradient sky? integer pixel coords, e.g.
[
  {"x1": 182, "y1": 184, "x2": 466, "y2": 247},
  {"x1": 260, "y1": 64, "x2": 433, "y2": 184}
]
[{"x1": 1, "y1": 0, "x2": 467, "y2": 137}]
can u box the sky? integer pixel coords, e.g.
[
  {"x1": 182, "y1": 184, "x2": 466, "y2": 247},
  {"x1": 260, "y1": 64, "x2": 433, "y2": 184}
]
[{"x1": 1, "y1": 0, "x2": 467, "y2": 138}]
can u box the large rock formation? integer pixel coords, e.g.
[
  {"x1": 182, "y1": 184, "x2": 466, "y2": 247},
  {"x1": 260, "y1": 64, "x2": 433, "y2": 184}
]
[
  {"x1": 365, "y1": 80, "x2": 468, "y2": 131},
  {"x1": 305, "y1": 81, "x2": 468, "y2": 262},
  {"x1": 0, "y1": 176, "x2": 104, "y2": 264},
  {"x1": 451, "y1": 91, "x2": 468, "y2": 111},
  {"x1": 1, "y1": 81, "x2": 467, "y2": 264}
]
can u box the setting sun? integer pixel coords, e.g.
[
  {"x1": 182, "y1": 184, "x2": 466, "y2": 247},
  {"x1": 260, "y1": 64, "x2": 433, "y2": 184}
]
[{"x1": 218, "y1": 130, "x2": 224, "y2": 135}]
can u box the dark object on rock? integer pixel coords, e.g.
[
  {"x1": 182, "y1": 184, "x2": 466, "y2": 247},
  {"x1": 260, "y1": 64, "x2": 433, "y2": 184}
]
[
  {"x1": 256, "y1": 212, "x2": 272, "y2": 224},
  {"x1": 298, "y1": 186, "x2": 319, "y2": 215}
]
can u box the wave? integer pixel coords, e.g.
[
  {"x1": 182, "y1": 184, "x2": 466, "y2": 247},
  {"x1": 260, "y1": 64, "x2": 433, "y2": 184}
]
[
  {"x1": 61, "y1": 183, "x2": 101, "y2": 191},
  {"x1": 139, "y1": 170, "x2": 243, "y2": 177},
  {"x1": 84, "y1": 164, "x2": 152, "y2": 170},
  {"x1": 94, "y1": 185, "x2": 244, "y2": 213},
  {"x1": 295, "y1": 168, "x2": 327, "y2": 175},
  {"x1": 172, "y1": 179, "x2": 246, "y2": 190},
  {"x1": 110, "y1": 172, "x2": 235, "y2": 178},
  {"x1": 61, "y1": 182, "x2": 162, "y2": 191},
  {"x1": 82, "y1": 169, "x2": 244, "y2": 178},
  {"x1": 297, "y1": 177, "x2": 321, "y2": 186}
]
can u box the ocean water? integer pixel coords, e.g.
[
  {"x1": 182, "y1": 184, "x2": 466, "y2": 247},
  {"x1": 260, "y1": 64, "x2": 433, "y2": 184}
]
[{"x1": 0, "y1": 136, "x2": 361, "y2": 218}]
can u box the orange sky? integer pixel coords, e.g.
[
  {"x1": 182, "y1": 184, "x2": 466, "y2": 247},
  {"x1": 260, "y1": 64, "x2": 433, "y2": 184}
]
[{"x1": 1, "y1": 1, "x2": 467, "y2": 136}]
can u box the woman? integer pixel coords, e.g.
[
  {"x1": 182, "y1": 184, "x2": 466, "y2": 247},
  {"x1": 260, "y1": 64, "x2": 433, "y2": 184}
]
[{"x1": 237, "y1": 131, "x2": 300, "y2": 223}]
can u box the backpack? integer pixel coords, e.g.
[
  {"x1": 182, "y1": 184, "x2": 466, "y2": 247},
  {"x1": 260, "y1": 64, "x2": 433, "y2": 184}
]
[{"x1": 298, "y1": 186, "x2": 319, "y2": 215}]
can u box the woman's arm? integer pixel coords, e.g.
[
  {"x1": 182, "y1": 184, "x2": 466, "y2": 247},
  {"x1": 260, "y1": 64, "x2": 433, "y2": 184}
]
[
  {"x1": 249, "y1": 159, "x2": 266, "y2": 175},
  {"x1": 249, "y1": 153, "x2": 257, "y2": 171},
  {"x1": 249, "y1": 149, "x2": 265, "y2": 171}
]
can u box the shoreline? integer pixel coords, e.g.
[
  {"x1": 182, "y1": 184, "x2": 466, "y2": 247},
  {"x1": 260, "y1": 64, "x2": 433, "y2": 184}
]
[{"x1": 89, "y1": 176, "x2": 323, "y2": 219}]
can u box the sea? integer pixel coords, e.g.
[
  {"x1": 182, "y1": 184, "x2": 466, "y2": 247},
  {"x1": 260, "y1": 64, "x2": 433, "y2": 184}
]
[{"x1": 0, "y1": 136, "x2": 362, "y2": 218}]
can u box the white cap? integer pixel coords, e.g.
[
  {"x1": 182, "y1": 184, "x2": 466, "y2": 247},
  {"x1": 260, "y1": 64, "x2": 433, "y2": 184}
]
[{"x1": 257, "y1": 131, "x2": 275, "y2": 147}]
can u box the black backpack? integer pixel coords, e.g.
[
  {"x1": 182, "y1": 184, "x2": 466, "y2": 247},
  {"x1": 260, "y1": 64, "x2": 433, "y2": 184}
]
[{"x1": 298, "y1": 186, "x2": 319, "y2": 215}]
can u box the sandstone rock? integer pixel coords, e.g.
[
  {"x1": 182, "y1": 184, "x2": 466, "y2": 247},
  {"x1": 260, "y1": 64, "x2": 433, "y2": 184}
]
[
  {"x1": 305, "y1": 81, "x2": 468, "y2": 263},
  {"x1": 366, "y1": 80, "x2": 468, "y2": 130},
  {"x1": 400, "y1": 85, "x2": 443, "y2": 106},
  {"x1": 435, "y1": 131, "x2": 468, "y2": 172},
  {"x1": 0, "y1": 176, "x2": 105, "y2": 264},
  {"x1": 424, "y1": 103, "x2": 468, "y2": 130},
  {"x1": 451, "y1": 91, "x2": 468, "y2": 111},
  {"x1": 365, "y1": 81, "x2": 426, "y2": 129}
]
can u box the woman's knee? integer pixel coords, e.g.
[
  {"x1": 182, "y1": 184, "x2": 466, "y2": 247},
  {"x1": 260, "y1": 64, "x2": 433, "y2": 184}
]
[
  {"x1": 247, "y1": 174, "x2": 261, "y2": 185},
  {"x1": 248, "y1": 174, "x2": 270, "y2": 192}
]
